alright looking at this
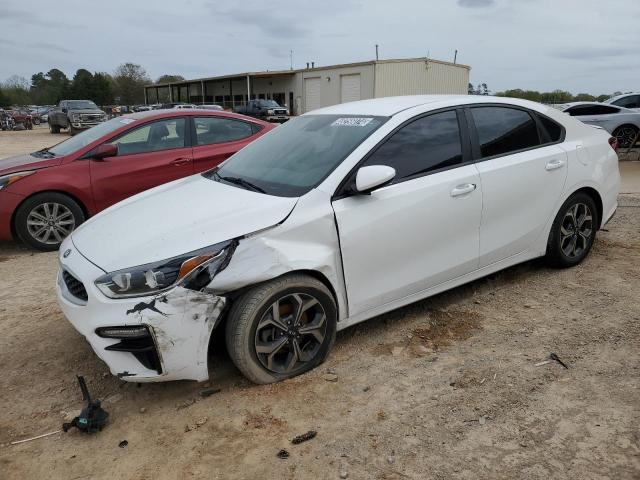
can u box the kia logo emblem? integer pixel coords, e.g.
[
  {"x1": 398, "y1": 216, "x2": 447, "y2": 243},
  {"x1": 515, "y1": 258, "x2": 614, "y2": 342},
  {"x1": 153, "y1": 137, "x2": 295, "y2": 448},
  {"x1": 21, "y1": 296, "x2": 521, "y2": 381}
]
[{"x1": 63, "y1": 249, "x2": 72, "y2": 258}]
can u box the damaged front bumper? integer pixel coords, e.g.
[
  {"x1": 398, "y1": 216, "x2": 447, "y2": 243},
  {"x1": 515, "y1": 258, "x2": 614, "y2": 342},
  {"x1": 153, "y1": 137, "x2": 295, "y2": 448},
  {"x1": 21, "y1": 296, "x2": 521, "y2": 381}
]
[{"x1": 56, "y1": 245, "x2": 226, "y2": 383}]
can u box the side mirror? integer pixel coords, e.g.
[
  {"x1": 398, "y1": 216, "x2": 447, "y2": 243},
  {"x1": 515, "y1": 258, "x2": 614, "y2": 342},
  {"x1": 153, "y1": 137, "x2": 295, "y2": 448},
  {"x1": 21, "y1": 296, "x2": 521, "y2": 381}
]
[
  {"x1": 93, "y1": 143, "x2": 118, "y2": 160},
  {"x1": 62, "y1": 108, "x2": 67, "y2": 113},
  {"x1": 355, "y1": 165, "x2": 396, "y2": 194}
]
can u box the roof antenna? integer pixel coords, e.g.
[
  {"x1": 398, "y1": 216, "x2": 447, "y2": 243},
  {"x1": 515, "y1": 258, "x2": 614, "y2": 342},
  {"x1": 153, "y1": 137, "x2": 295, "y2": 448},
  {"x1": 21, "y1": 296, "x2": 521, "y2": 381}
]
[
  {"x1": 453, "y1": 49, "x2": 458, "y2": 64},
  {"x1": 375, "y1": 44, "x2": 379, "y2": 61}
]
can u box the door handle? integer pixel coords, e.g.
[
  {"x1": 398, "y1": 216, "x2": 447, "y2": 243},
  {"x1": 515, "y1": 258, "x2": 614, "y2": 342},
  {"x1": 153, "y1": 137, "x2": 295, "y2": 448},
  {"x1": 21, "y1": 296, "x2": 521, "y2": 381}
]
[
  {"x1": 170, "y1": 158, "x2": 192, "y2": 166},
  {"x1": 545, "y1": 159, "x2": 565, "y2": 171},
  {"x1": 450, "y1": 183, "x2": 476, "y2": 197}
]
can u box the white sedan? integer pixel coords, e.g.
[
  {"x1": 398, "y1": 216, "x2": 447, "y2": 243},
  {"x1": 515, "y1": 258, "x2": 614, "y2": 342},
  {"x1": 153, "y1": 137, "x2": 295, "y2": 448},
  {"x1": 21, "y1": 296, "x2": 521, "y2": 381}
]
[{"x1": 56, "y1": 95, "x2": 620, "y2": 384}]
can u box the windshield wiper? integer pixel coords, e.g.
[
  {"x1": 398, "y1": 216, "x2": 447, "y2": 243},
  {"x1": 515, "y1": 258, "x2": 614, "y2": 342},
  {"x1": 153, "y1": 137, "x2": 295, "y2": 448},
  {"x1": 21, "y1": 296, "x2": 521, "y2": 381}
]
[
  {"x1": 32, "y1": 147, "x2": 55, "y2": 158},
  {"x1": 217, "y1": 175, "x2": 266, "y2": 194}
]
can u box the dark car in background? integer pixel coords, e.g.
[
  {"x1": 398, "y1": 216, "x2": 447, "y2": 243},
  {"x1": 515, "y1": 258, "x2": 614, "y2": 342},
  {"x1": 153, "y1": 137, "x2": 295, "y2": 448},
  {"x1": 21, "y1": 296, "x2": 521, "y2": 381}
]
[
  {"x1": 0, "y1": 109, "x2": 274, "y2": 250},
  {"x1": 234, "y1": 99, "x2": 289, "y2": 123},
  {"x1": 48, "y1": 100, "x2": 107, "y2": 135}
]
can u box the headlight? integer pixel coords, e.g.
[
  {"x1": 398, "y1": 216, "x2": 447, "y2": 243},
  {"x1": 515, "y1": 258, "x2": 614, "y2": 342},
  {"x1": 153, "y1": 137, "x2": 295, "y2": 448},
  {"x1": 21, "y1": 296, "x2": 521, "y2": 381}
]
[
  {"x1": 94, "y1": 240, "x2": 235, "y2": 298},
  {"x1": 267, "y1": 109, "x2": 274, "y2": 115},
  {"x1": 72, "y1": 114, "x2": 81, "y2": 122},
  {"x1": 0, "y1": 170, "x2": 35, "y2": 190}
]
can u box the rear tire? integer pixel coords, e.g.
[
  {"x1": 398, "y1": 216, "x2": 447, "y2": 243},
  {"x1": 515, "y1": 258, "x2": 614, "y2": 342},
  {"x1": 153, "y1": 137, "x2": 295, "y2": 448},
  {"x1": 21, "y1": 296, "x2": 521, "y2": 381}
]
[
  {"x1": 612, "y1": 124, "x2": 639, "y2": 149},
  {"x1": 545, "y1": 192, "x2": 598, "y2": 268},
  {"x1": 225, "y1": 273, "x2": 337, "y2": 384},
  {"x1": 14, "y1": 193, "x2": 85, "y2": 251}
]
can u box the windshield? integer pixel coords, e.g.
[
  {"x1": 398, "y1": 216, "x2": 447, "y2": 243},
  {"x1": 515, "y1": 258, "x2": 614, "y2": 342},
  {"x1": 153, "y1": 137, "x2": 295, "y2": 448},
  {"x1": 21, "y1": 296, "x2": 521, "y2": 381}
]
[
  {"x1": 46, "y1": 117, "x2": 134, "y2": 157},
  {"x1": 67, "y1": 100, "x2": 99, "y2": 110},
  {"x1": 259, "y1": 100, "x2": 281, "y2": 108},
  {"x1": 203, "y1": 114, "x2": 387, "y2": 197}
]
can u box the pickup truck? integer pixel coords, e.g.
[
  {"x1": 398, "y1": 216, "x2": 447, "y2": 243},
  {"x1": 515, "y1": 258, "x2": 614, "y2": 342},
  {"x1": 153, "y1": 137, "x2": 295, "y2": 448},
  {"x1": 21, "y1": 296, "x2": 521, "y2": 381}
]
[
  {"x1": 234, "y1": 99, "x2": 289, "y2": 123},
  {"x1": 48, "y1": 100, "x2": 107, "y2": 135}
]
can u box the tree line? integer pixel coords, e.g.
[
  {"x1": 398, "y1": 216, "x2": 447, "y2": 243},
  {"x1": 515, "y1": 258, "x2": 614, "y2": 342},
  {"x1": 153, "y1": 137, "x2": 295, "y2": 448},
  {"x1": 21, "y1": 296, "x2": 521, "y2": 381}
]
[
  {"x1": 0, "y1": 64, "x2": 185, "y2": 108},
  {"x1": 468, "y1": 83, "x2": 618, "y2": 103}
]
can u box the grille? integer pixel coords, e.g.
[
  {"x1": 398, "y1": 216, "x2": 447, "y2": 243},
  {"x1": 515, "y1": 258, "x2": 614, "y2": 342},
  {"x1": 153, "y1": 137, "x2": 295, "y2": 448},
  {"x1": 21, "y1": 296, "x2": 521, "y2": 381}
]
[
  {"x1": 63, "y1": 270, "x2": 88, "y2": 302},
  {"x1": 81, "y1": 114, "x2": 103, "y2": 122}
]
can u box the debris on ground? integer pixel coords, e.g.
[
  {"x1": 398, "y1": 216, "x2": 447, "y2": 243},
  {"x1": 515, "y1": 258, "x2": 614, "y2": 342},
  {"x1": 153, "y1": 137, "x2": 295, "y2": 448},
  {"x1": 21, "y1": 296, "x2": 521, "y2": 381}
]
[
  {"x1": 291, "y1": 430, "x2": 317, "y2": 444},
  {"x1": 277, "y1": 449, "x2": 290, "y2": 459},
  {"x1": 119, "y1": 440, "x2": 128, "y2": 448},
  {"x1": 322, "y1": 373, "x2": 338, "y2": 382},
  {"x1": 535, "y1": 360, "x2": 552, "y2": 367},
  {"x1": 62, "y1": 376, "x2": 109, "y2": 434},
  {"x1": 176, "y1": 398, "x2": 196, "y2": 410},
  {"x1": 550, "y1": 353, "x2": 569, "y2": 369},
  {"x1": 10, "y1": 430, "x2": 61, "y2": 445},
  {"x1": 185, "y1": 416, "x2": 209, "y2": 432},
  {"x1": 200, "y1": 387, "x2": 221, "y2": 398},
  {"x1": 139, "y1": 407, "x2": 146, "y2": 414}
]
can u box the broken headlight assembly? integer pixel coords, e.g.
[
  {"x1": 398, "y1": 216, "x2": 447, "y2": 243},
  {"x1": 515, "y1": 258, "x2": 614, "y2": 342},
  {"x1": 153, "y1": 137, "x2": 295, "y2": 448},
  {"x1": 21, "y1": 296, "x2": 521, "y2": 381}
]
[
  {"x1": 94, "y1": 240, "x2": 235, "y2": 299},
  {"x1": 0, "y1": 170, "x2": 35, "y2": 190}
]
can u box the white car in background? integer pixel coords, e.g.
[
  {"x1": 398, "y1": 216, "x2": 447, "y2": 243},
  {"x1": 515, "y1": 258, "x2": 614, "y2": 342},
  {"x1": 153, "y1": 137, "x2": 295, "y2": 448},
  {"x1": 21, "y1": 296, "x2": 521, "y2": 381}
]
[
  {"x1": 57, "y1": 95, "x2": 620, "y2": 385},
  {"x1": 604, "y1": 93, "x2": 640, "y2": 111},
  {"x1": 558, "y1": 102, "x2": 640, "y2": 148}
]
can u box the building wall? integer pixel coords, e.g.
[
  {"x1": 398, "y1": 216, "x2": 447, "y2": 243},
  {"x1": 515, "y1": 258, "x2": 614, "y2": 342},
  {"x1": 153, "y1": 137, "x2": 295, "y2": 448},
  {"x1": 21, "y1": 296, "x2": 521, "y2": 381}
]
[
  {"x1": 298, "y1": 64, "x2": 375, "y2": 113},
  {"x1": 144, "y1": 58, "x2": 470, "y2": 112},
  {"x1": 374, "y1": 60, "x2": 469, "y2": 97}
]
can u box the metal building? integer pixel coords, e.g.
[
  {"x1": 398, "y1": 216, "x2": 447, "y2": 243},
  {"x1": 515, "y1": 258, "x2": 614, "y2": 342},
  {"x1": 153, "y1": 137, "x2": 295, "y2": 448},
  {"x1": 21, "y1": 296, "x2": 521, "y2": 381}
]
[{"x1": 144, "y1": 57, "x2": 470, "y2": 115}]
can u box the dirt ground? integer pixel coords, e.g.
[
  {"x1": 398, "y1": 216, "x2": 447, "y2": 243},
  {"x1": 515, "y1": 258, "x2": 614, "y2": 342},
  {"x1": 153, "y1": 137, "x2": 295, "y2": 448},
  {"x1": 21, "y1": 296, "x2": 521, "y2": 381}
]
[{"x1": 0, "y1": 128, "x2": 639, "y2": 479}]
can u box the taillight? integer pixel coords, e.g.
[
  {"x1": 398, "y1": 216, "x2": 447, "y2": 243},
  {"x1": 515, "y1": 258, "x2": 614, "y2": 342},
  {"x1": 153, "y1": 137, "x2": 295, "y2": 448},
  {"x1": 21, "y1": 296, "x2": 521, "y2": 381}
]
[{"x1": 608, "y1": 136, "x2": 619, "y2": 152}]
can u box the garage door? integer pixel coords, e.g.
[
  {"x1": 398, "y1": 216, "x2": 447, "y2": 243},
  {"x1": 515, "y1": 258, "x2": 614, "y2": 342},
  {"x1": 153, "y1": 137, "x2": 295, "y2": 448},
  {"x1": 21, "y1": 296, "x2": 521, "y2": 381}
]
[
  {"x1": 340, "y1": 74, "x2": 361, "y2": 104},
  {"x1": 305, "y1": 77, "x2": 321, "y2": 113}
]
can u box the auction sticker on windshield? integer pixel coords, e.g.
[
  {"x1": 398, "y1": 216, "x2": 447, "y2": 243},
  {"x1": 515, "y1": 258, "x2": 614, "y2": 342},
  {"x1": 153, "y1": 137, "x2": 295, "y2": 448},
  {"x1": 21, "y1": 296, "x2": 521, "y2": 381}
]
[{"x1": 331, "y1": 117, "x2": 374, "y2": 127}]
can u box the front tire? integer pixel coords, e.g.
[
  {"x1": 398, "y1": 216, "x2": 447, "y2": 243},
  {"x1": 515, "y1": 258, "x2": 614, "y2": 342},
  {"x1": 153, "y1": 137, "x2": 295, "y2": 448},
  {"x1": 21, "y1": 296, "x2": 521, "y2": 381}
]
[
  {"x1": 49, "y1": 122, "x2": 60, "y2": 134},
  {"x1": 225, "y1": 273, "x2": 337, "y2": 384},
  {"x1": 14, "y1": 193, "x2": 85, "y2": 251},
  {"x1": 545, "y1": 192, "x2": 598, "y2": 268}
]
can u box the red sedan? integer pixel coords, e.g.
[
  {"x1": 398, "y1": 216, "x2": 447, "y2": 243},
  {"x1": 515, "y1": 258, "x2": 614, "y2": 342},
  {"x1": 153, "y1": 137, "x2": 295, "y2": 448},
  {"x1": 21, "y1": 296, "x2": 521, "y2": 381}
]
[{"x1": 0, "y1": 110, "x2": 274, "y2": 250}]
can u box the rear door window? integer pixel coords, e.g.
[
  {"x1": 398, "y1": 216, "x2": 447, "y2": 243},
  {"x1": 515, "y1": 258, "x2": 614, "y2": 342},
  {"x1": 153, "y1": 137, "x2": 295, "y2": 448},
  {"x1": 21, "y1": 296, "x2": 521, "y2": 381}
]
[
  {"x1": 470, "y1": 107, "x2": 540, "y2": 158},
  {"x1": 536, "y1": 114, "x2": 564, "y2": 143},
  {"x1": 194, "y1": 117, "x2": 254, "y2": 145},
  {"x1": 565, "y1": 105, "x2": 620, "y2": 116},
  {"x1": 361, "y1": 110, "x2": 464, "y2": 182}
]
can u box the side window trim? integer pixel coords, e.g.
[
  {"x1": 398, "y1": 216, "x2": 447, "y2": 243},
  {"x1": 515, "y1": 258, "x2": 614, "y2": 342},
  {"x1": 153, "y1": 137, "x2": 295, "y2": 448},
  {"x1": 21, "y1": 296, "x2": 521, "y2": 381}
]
[
  {"x1": 465, "y1": 103, "x2": 564, "y2": 163},
  {"x1": 333, "y1": 107, "x2": 471, "y2": 200}
]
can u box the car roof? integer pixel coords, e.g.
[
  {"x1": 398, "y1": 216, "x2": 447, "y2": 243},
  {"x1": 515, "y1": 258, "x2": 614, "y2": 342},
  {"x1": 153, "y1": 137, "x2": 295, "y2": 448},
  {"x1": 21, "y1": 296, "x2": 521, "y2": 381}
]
[
  {"x1": 606, "y1": 92, "x2": 640, "y2": 101},
  {"x1": 118, "y1": 109, "x2": 266, "y2": 123},
  {"x1": 306, "y1": 95, "x2": 557, "y2": 117}
]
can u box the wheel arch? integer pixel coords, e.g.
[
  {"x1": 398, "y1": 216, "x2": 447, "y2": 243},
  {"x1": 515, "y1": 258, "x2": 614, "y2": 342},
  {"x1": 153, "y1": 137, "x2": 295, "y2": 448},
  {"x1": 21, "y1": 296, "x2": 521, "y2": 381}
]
[
  {"x1": 572, "y1": 186, "x2": 603, "y2": 228},
  {"x1": 10, "y1": 189, "x2": 90, "y2": 241},
  {"x1": 206, "y1": 269, "x2": 341, "y2": 358}
]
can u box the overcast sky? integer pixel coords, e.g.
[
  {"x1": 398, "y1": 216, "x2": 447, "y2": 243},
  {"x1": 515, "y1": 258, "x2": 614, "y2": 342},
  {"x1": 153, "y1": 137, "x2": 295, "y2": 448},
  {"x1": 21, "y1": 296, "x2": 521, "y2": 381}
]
[{"x1": 1, "y1": 0, "x2": 638, "y2": 94}]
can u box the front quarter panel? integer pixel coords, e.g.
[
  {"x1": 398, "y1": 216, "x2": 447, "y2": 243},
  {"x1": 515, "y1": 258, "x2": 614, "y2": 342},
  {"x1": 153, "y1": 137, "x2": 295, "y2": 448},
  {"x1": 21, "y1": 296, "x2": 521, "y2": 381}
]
[{"x1": 208, "y1": 189, "x2": 348, "y2": 324}]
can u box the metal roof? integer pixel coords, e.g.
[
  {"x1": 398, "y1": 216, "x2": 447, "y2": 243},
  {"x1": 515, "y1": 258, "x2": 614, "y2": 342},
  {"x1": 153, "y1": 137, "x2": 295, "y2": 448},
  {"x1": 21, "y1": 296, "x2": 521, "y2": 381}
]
[{"x1": 147, "y1": 57, "x2": 471, "y2": 89}]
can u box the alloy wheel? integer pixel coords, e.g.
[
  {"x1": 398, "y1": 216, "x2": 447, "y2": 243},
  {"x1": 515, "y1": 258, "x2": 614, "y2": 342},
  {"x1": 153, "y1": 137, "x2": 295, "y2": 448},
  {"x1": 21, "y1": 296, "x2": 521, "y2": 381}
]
[
  {"x1": 254, "y1": 293, "x2": 327, "y2": 374},
  {"x1": 614, "y1": 126, "x2": 638, "y2": 149},
  {"x1": 560, "y1": 202, "x2": 593, "y2": 258},
  {"x1": 26, "y1": 202, "x2": 75, "y2": 245}
]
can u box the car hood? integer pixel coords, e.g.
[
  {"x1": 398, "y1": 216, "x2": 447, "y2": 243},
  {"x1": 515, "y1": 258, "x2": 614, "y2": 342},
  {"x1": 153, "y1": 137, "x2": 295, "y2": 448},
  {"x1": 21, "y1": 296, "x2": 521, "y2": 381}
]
[
  {"x1": 0, "y1": 153, "x2": 62, "y2": 175},
  {"x1": 71, "y1": 174, "x2": 298, "y2": 272}
]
